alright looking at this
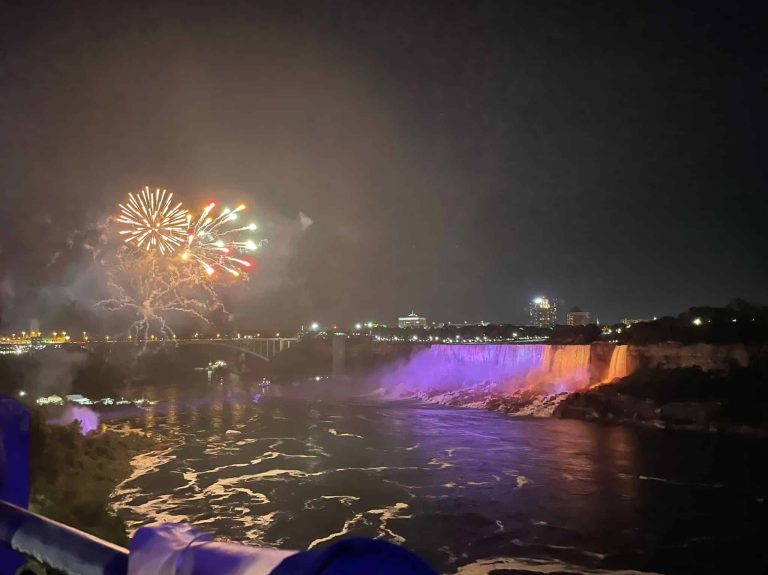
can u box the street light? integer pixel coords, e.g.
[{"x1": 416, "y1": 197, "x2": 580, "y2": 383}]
[{"x1": 310, "y1": 322, "x2": 319, "y2": 331}]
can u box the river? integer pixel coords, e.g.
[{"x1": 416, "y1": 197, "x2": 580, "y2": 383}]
[{"x1": 108, "y1": 382, "x2": 768, "y2": 574}]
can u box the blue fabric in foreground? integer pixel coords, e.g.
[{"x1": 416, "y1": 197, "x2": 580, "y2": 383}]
[
  {"x1": 0, "y1": 393, "x2": 31, "y2": 575},
  {"x1": 271, "y1": 538, "x2": 437, "y2": 575}
]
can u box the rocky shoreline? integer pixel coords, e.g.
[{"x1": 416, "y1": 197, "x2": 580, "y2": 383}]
[
  {"x1": 410, "y1": 383, "x2": 569, "y2": 417},
  {"x1": 409, "y1": 366, "x2": 768, "y2": 436},
  {"x1": 554, "y1": 383, "x2": 768, "y2": 437}
]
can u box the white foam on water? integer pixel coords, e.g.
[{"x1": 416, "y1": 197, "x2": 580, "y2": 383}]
[
  {"x1": 304, "y1": 495, "x2": 361, "y2": 510},
  {"x1": 113, "y1": 492, "x2": 192, "y2": 530},
  {"x1": 328, "y1": 428, "x2": 364, "y2": 439},
  {"x1": 110, "y1": 443, "x2": 181, "y2": 525},
  {"x1": 241, "y1": 511, "x2": 283, "y2": 544},
  {"x1": 455, "y1": 557, "x2": 664, "y2": 574},
  {"x1": 307, "y1": 513, "x2": 367, "y2": 549},
  {"x1": 367, "y1": 502, "x2": 411, "y2": 544},
  {"x1": 428, "y1": 458, "x2": 455, "y2": 469}
]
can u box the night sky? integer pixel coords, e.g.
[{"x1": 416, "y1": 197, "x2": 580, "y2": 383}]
[{"x1": 1, "y1": 0, "x2": 766, "y2": 330}]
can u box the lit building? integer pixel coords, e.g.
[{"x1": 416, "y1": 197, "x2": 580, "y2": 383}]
[
  {"x1": 529, "y1": 296, "x2": 557, "y2": 329},
  {"x1": 398, "y1": 312, "x2": 427, "y2": 329},
  {"x1": 622, "y1": 317, "x2": 655, "y2": 326},
  {"x1": 566, "y1": 306, "x2": 591, "y2": 326}
]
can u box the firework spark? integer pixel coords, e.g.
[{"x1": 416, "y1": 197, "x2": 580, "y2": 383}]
[
  {"x1": 101, "y1": 189, "x2": 263, "y2": 343},
  {"x1": 117, "y1": 187, "x2": 188, "y2": 254},
  {"x1": 97, "y1": 248, "x2": 221, "y2": 342},
  {"x1": 182, "y1": 202, "x2": 264, "y2": 277}
]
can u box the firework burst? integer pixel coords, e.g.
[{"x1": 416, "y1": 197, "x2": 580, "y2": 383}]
[
  {"x1": 102, "y1": 189, "x2": 263, "y2": 342},
  {"x1": 182, "y1": 202, "x2": 264, "y2": 277},
  {"x1": 117, "y1": 187, "x2": 188, "y2": 254}
]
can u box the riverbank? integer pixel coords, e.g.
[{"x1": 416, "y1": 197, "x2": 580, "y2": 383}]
[
  {"x1": 29, "y1": 411, "x2": 160, "y2": 545},
  {"x1": 406, "y1": 365, "x2": 768, "y2": 436},
  {"x1": 554, "y1": 366, "x2": 768, "y2": 436}
]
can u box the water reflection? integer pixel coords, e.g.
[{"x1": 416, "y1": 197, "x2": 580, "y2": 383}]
[{"x1": 109, "y1": 385, "x2": 768, "y2": 575}]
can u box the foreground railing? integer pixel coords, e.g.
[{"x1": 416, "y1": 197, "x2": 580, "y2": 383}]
[{"x1": 0, "y1": 499, "x2": 128, "y2": 575}]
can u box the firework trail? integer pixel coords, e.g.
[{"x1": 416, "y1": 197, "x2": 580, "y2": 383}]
[
  {"x1": 117, "y1": 187, "x2": 188, "y2": 254},
  {"x1": 97, "y1": 248, "x2": 221, "y2": 343}
]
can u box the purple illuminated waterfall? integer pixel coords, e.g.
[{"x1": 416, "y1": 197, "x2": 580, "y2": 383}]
[{"x1": 379, "y1": 344, "x2": 592, "y2": 395}]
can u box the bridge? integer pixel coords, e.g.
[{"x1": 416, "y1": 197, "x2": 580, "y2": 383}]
[
  {"x1": 86, "y1": 336, "x2": 300, "y2": 362},
  {"x1": 168, "y1": 337, "x2": 298, "y2": 362}
]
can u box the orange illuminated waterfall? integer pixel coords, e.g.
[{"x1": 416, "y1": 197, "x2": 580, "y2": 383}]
[
  {"x1": 538, "y1": 345, "x2": 591, "y2": 392},
  {"x1": 604, "y1": 345, "x2": 630, "y2": 382}
]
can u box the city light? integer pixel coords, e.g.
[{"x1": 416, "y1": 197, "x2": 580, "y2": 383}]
[
  {"x1": 692, "y1": 317, "x2": 703, "y2": 326},
  {"x1": 310, "y1": 322, "x2": 320, "y2": 331}
]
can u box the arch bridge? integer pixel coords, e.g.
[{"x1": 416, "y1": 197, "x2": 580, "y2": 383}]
[{"x1": 172, "y1": 337, "x2": 298, "y2": 362}]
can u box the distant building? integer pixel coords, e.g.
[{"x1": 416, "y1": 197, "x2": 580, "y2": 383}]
[
  {"x1": 398, "y1": 312, "x2": 427, "y2": 329},
  {"x1": 529, "y1": 297, "x2": 557, "y2": 329},
  {"x1": 622, "y1": 317, "x2": 655, "y2": 326},
  {"x1": 36, "y1": 394, "x2": 63, "y2": 406},
  {"x1": 566, "y1": 307, "x2": 591, "y2": 326},
  {"x1": 30, "y1": 318, "x2": 40, "y2": 336}
]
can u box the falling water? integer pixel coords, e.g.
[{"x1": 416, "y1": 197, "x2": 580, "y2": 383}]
[
  {"x1": 603, "y1": 345, "x2": 631, "y2": 382},
  {"x1": 540, "y1": 345, "x2": 592, "y2": 393},
  {"x1": 379, "y1": 344, "x2": 592, "y2": 394}
]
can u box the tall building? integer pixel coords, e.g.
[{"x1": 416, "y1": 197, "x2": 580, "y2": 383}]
[
  {"x1": 30, "y1": 318, "x2": 40, "y2": 336},
  {"x1": 529, "y1": 297, "x2": 557, "y2": 329},
  {"x1": 398, "y1": 312, "x2": 427, "y2": 329},
  {"x1": 566, "y1": 306, "x2": 591, "y2": 326}
]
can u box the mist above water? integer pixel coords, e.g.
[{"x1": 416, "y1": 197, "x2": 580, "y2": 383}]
[{"x1": 48, "y1": 405, "x2": 100, "y2": 434}]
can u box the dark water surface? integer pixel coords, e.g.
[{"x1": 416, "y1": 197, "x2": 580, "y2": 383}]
[{"x1": 109, "y1": 383, "x2": 768, "y2": 574}]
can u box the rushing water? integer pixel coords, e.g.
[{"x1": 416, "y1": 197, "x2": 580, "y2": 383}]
[
  {"x1": 378, "y1": 344, "x2": 596, "y2": 394},
  {"x1": 109, "y1": 382, "x2": 768, "y2": 574}
]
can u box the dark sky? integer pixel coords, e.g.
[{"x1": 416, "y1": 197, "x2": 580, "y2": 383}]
[{"x1": 1, "y1": 0, "x2": 766, "y2": 330}]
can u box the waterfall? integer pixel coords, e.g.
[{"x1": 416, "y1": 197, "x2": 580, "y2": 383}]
[
  {"x1": 380, "y1": 344, "x2": 592, "y2": 394},
  {"x1": 540, "y1": 345, "x2": 592, "y2": 393},
  {"x1": 603, "y1": 345, "x2": 630, "y2": 382}
]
